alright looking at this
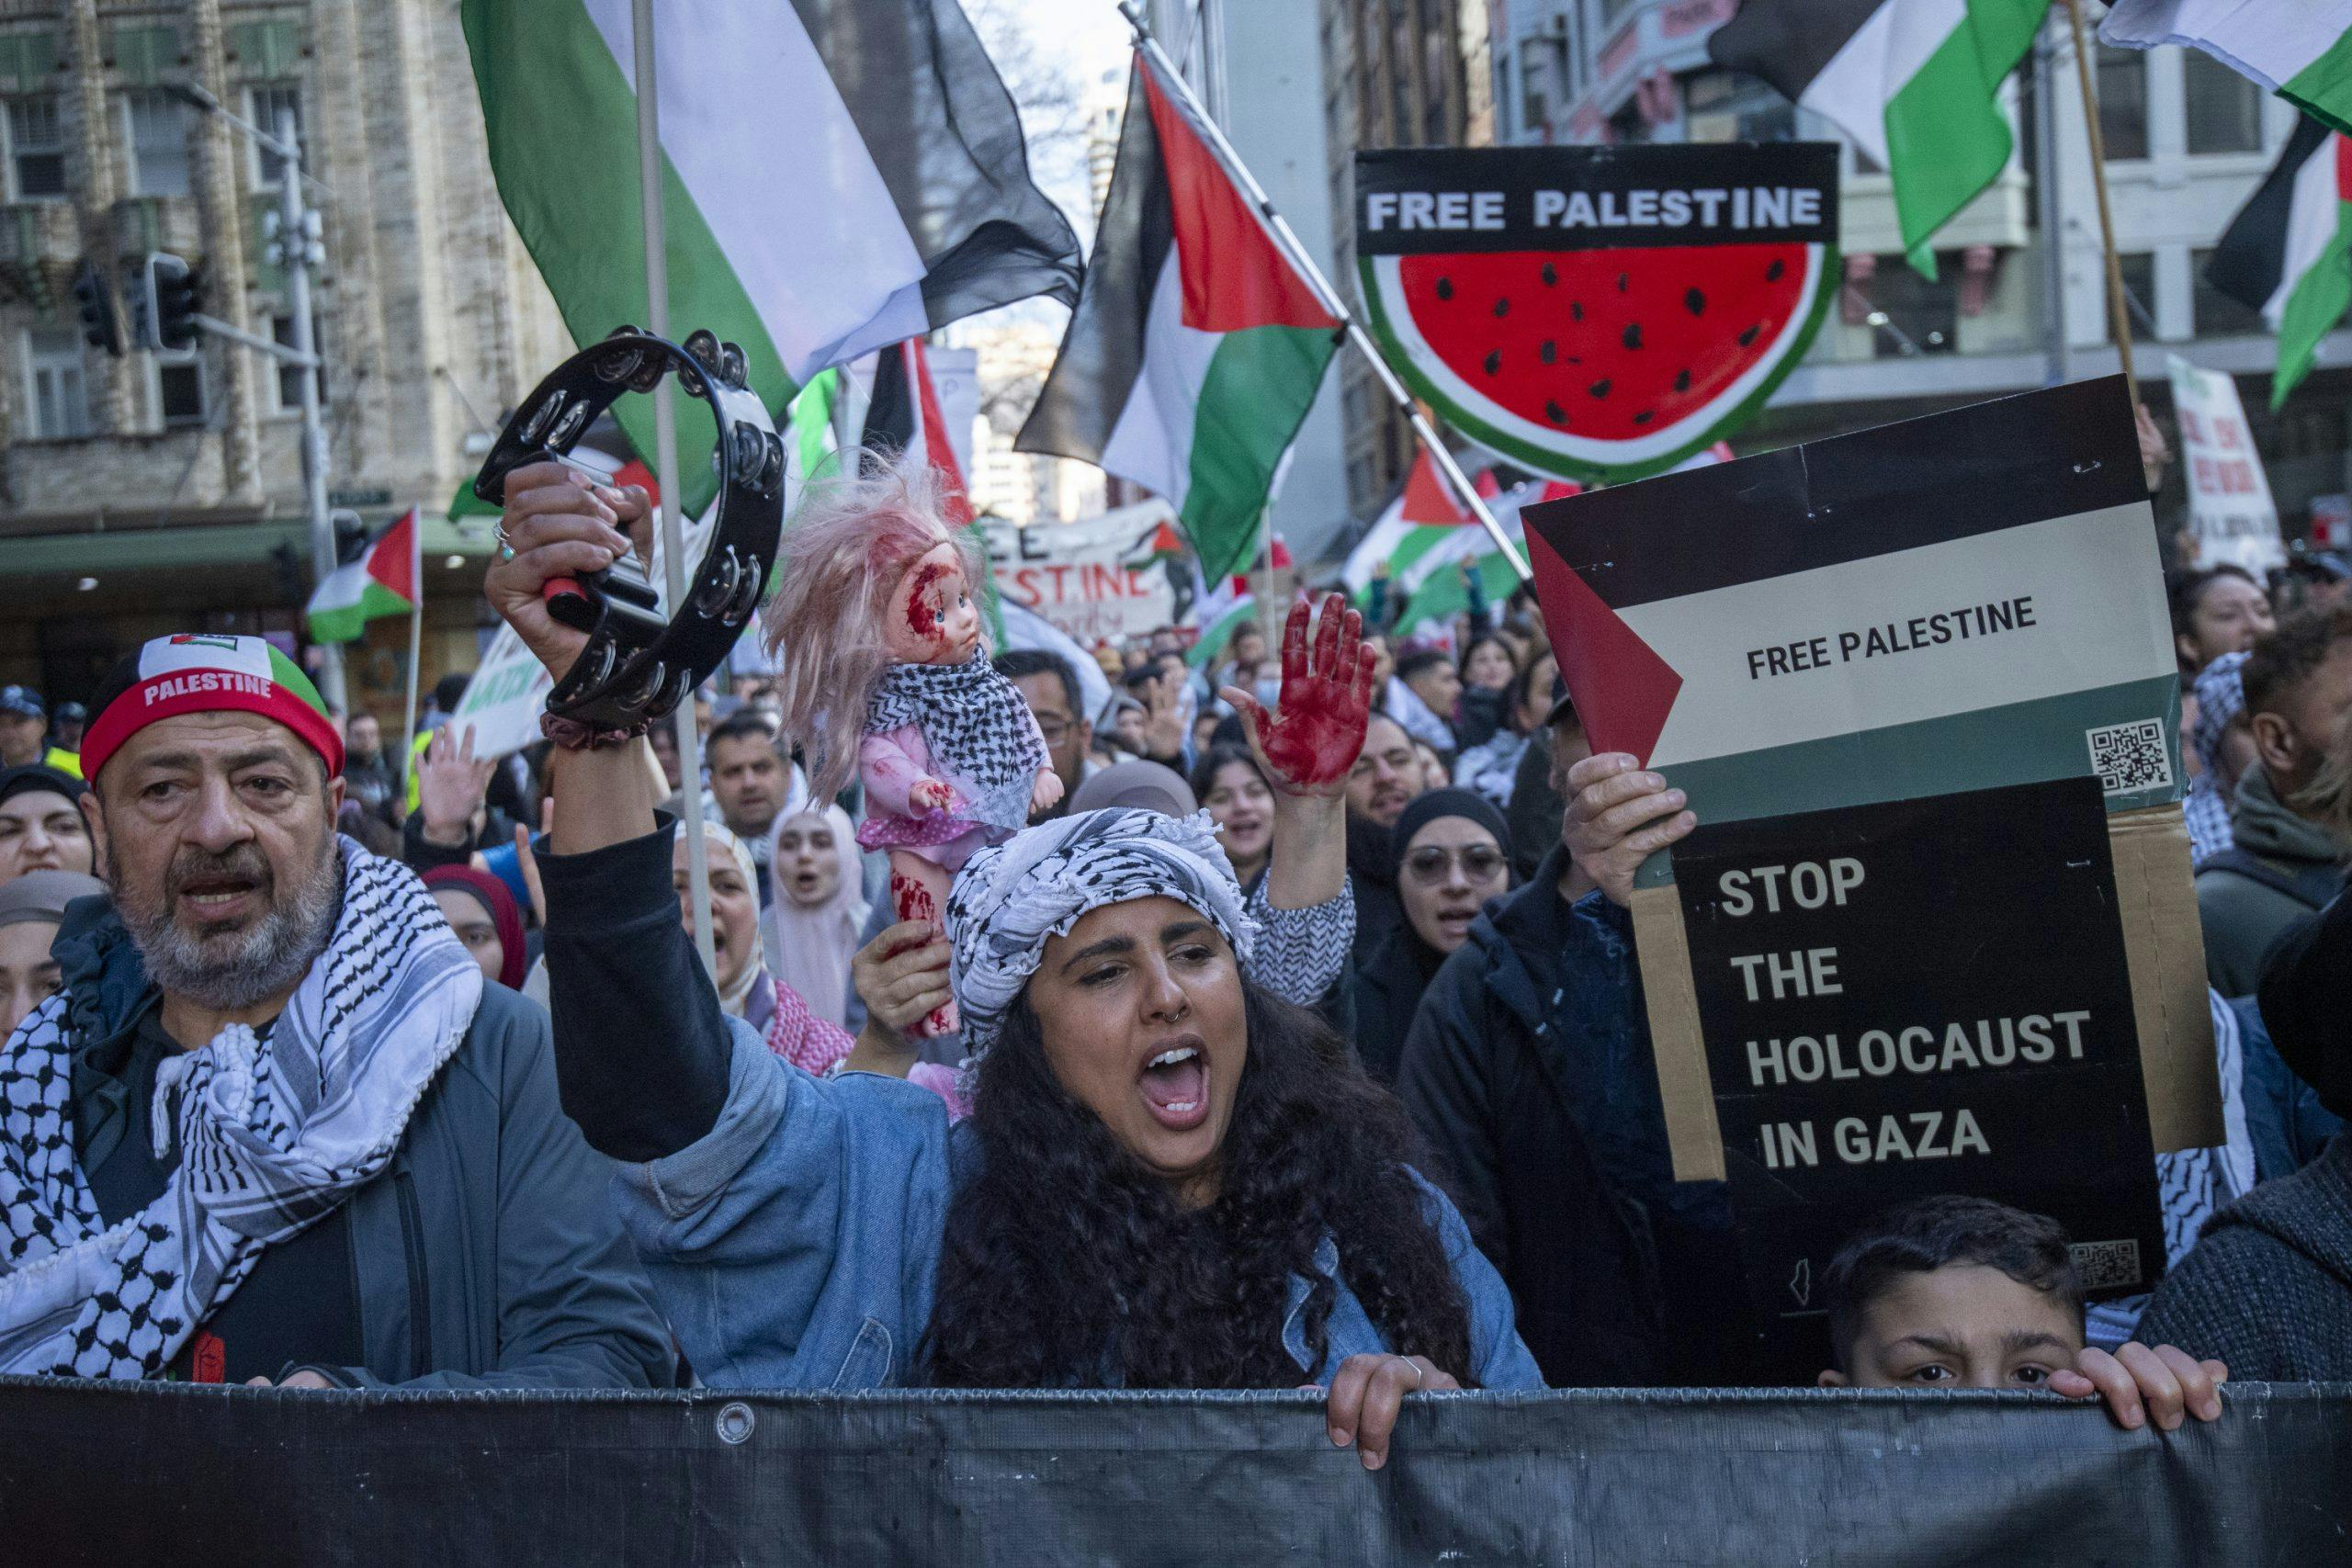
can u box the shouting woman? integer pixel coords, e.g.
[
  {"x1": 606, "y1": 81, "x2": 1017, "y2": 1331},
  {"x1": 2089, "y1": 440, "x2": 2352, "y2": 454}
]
[{"x1": 486, "y1": 461, "x2": 1541, "y2": 1468}]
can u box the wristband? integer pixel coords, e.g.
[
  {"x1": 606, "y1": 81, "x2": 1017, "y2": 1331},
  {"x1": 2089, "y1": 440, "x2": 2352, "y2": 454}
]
[{"x1": 540, "y1": 711, "x2": 651, "y2": 751}]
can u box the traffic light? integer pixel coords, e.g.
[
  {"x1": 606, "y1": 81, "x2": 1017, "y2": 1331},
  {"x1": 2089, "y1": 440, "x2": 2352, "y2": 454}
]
[
  {"x1": 72, "y1": 260, "x2": 122, "y2": 357},
  {"x1": 136, "y1": 253, "x2": 202, "y2": 352}
]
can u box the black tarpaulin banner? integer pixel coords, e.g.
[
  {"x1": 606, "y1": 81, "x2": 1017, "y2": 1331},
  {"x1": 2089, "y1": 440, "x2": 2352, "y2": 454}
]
[{"x1": 3, "y1": 1379, "x2": 2346, "y2": 1565}]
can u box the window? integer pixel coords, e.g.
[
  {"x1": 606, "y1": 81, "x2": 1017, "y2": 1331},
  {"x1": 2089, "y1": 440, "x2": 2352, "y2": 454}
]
[
  {"x1": 2109, "y1": 252, "x2": 2155, "y2": 343},
  {"x1": 5, "y1": 96, "x2": 66, "y2": 200},
  {"x1": 1858, "y1": 254, "x2": 1960, "y2": 358},
  {"x1": 2184, "y1": 52, "x2": 2264, "y2": 155},
  {"x1": 122, "y1": 90, "x2": 189, "y2": 197},
  {"x1": 2095, "y1": 46, "x2": 2149, "y2": 161},
  {"x1": 153, "y1": 347, "x2": 206, "y2": 426},
  {"x1": 246, "y1": 84, "x2": 301, "y2": 188},
  {"x1": 1685, "y1": 71, "x2": 1795, "y2": 144},
  {"x1": 24, "y1": 328, "x2": 90, "y2": 438},
  {"x1": 1520, "y1": 50, "x2": 1551, "y2": 137},
  {"x1": 2192, "y1": 246, "x2": 2269, "y2": 336},
  {"x1": 269, "y1": 313, "x2": 324, "y2": 412}
]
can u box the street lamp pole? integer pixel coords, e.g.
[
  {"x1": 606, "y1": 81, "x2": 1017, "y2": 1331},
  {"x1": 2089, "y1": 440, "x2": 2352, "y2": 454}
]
[{"x1": 273, "y1": 107, "x2": 344, "y2": 714}]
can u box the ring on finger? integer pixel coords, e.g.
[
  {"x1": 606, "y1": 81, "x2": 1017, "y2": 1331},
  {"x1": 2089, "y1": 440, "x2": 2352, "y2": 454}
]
[{"x1": 1392, "y1": 1356, "x2": 1424, "y2": 1387}]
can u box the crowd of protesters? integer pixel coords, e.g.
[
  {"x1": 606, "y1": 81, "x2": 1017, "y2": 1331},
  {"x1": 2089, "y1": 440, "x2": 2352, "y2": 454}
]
[{"x1": 1, "y1": 460, "x2": 2347, "y2": 1472}]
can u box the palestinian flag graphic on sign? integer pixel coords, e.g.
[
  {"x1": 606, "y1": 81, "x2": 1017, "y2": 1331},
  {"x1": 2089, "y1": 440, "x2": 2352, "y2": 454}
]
[{"x1": 1354, "y1": 144, "x2": 1838, "y2": 484}]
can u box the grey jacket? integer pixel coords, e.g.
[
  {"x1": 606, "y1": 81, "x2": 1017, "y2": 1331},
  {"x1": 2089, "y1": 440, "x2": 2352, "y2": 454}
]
[
  {"x1": 2139, "y1": 1134, "x2": 2352, "y2": 1381},
  {"x1": 55, "y1": 897, "x2": 674, "y2": 1390},
  {"x1": 2196, "y1": 768, "x2": 2346, "y2": 996}
]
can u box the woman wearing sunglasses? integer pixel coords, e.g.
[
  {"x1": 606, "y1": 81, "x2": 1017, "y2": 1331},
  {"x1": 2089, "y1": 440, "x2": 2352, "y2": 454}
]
[{"x1": 1349, "y1": 790, "x2": 1513, "y2": 1085}]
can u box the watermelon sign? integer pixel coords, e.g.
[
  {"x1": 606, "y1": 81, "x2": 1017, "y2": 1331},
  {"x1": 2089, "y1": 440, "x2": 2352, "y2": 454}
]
[{"x1": 1355, "y1": 144, "x2": 1839, "y2": 483}]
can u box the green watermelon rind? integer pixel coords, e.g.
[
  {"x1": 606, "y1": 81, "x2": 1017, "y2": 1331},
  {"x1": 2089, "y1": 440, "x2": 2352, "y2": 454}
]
[{"x1": 1357, "y1": 244, "x2": 1839, "y2": 485}]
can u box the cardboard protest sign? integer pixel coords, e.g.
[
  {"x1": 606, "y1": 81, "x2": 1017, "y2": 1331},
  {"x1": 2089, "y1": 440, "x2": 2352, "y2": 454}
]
[
  {"x1": 980, "y1": 501, "x2": 1184, "y2": 645},
  {"x1": 1354, "y1": 143, "x2": 1838, "y2": 484},
  {"x1": 1522, "y1": 377, "x2": 2219, "y2": 1186},
  {"x1": 1676, "y1": 776, "x2": 2164, "y2": 1317},
  {"x1": 2166, "y1": 354, "x2": 2285, "y2": 574}
]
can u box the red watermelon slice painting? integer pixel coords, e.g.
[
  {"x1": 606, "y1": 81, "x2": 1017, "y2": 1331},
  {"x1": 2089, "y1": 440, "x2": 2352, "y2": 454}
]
[{"x1": 1356, "y1": 143, "x2": 1838, "y2": 483}]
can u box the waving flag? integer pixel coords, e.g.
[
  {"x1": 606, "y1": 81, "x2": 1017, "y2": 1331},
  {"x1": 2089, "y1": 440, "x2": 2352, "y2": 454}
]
[
  {"x1": 305, "y1": 509, "x2": 418, "y2": 645},
  {"x1": 2101, "y1": 2, "x2": 2352, "y2": 137},
  {"x1": 1018, "y1": 51, "x2": 1343, "y2": 584},
  {"x1": 461, "y1": 0, "x2": 1080, "y2": 513},
  {"x1": 862, "y1": 339, "x2": 973, "y2": 523},
  {"x1": 2205, "y1": 118, "x2": 2352, "y2": 406},
  {"x1": 1710, "y1": 0, "x2": 2043, "y2": 275}
]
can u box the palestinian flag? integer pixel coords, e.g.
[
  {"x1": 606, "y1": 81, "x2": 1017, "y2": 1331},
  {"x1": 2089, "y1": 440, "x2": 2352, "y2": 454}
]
[
  {"x1": 2100, "y1": 2, "x2": 2352, "y2": 137},
  {"x1": 1018, "y1": 51, "x2": 1343, "y2": 585},
  {"x1": 1710, "y1": 0, "x2": 2043, "y2": 275},
  {"x1": 1341, "y1": 448, "x2": 1477, "y2": 601},
  {"x1": 2206, "y1": 118, "x2": 2352, "y2": 407},
  {"x1": 461, "y1": 0, "x2": 1080, "y2": 515},
  {"x1": 305, "y1": 509, "x2": 418, "y2": 645},
  {"x1": 861, "y1": 339, "x2": 973, "y2": 524}
]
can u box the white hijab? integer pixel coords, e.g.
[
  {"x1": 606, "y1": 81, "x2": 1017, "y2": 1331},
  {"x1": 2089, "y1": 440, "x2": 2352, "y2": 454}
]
[{"x1": 765, "y1": 805, "x2": 868, "y2": 1028}]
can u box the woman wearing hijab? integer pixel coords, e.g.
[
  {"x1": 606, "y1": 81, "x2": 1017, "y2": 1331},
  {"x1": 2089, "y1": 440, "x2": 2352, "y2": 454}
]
[
  {"x1": 763, "y1": 805, "x2": 868, "y2": 1030},
  {"x1": 1348, "y1": 791, "x2": 1513, "y2": 1085},
  {"x1": 685, "y1": 821, "x2": 854, "y2": 1078},
  {"x1": 422, "y1": 865, "x2": 527, "y2": 990}
]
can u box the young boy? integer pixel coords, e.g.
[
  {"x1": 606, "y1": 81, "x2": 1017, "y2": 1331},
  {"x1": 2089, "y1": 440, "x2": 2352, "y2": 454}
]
[{"x1": 1818, "y1": 1195, "x2": 2229, "y2": 1431}]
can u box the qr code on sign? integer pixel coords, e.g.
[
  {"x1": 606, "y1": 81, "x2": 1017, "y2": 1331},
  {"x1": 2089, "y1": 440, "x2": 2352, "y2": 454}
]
[
  {"x1": 2086, "y1": 719, "x2": 2172, "y2": 795},
  {"x1": 2071, "y1": 1238, "x2": 2143, "y2": 1291}
]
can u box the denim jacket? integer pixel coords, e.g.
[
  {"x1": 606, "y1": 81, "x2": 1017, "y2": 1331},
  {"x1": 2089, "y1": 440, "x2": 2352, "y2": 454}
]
[{"x1": 611, "y1": 1018, "x2": 1544, "y2": 1392}]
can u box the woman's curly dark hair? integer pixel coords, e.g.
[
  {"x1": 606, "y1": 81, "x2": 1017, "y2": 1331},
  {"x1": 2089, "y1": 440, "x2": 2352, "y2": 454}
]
[{"x1": 922, "y1": 978, "x2": 1475, "y2": 1389}]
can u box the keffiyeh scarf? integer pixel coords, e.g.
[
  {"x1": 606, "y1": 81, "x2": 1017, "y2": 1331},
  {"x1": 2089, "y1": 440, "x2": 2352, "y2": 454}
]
[
  {"x1": 868, "y1": 653, "x2": 1050, "y2": 835},
  {"x1": 2185, "y1": 651, "x2": 2250, "y2": 867},
  {"x1": 0, "y1": 838, "x2": 481, "y2": 1379},
  {"x1": 945, "y1": 807, "x2": 1258, "y2": 1057}
]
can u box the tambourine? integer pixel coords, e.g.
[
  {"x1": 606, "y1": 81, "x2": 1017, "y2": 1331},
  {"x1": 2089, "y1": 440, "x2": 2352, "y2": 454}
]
[{"x1": 472, "y1": 325, "x2": 786, "y2": 729}]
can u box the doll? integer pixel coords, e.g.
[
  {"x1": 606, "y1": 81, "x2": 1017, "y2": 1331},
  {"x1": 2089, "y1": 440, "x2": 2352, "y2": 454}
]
[{"x1": 764, "y1": 452, "x2": 1060, "y2": 1036}]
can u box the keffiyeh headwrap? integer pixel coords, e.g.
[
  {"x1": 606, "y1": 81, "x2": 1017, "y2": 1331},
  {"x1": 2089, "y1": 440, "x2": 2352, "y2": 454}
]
[
  {"x1": 868, "y1": 653, "x2": 1050, "y2": 836},
  {"x1": 0, "y1": 838, "x2": 479, "y2": 1379},
  {"x1": 945, "y1": 808, "x2": 1258, "y2": 1057}
]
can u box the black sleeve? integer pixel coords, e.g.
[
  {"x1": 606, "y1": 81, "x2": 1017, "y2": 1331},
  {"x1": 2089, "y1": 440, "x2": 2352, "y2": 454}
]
[
  {"x1": 2256, "y1": 892, "x2": 2352, "y2": 1115},
  {"x1": 537, "y1": 816, "x2": 731, "y2": 1163},
  {"x1": 1396, "y1": 955, "x2": 1510, "y2": 1273},
  {"x1": 402, "y1": 811, "x2": 475, "y2": 874}
]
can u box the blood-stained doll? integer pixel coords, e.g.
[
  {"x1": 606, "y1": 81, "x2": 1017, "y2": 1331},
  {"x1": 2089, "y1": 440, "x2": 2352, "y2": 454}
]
[{"x1": 765, "y1": 454, "x2": 1059, "y2": 1035}]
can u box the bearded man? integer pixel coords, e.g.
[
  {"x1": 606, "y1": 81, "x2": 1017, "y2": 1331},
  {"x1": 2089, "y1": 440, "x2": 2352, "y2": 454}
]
[{"x1": 0, "y1": 636, "x2": 670, "y2": 1388}]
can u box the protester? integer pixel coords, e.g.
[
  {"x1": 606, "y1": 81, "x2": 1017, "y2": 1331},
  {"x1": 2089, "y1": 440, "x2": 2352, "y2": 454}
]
[
  {"x1": 1345, "y1": 714, "x2": 1421, "y2": 961},
  {"x1": 1350, "y1": 790, "x2": 1511, "y2": 1085},
  {"x1": 1387, "y1": 648, "x2": 1460, "y2": 755},
  {"x1": 2196, "y1": 605, "x2": 2352, "y2": 993},
  {"x1": 1500, "y1": 682, "x2": 1577, "y2": 884},
  {"x1": 1453, "y1": 634, "x2": 1519, "y2": 751},
  {"x1": 422, "y1": 864, "x2": 527, "y2": 990},
  {"x1": 996, "y1": 649, "x2": 1095, "y2": 818},
  {"x1": 0, "y1": 634, "x2": 670, "y2": 1387},
  {"x1": 0, "y1": 685, "x2": 76, "y2": 775},
  {"x1": 341, "y1": 711, "x2": 401, "y2": 827},
  {"x1": 2169, "y1": 564, "x2": 2273, "y2": 677},
  {"x1": 47, "y1": 701, "x2": 85, "y2": 762},
  {"x1": 0, "y1": 764, "x2": 95, "y2": 884},
  {"x1": 707, "y1": 712, "x2": 801, "y2": 906},
  {"x1": 403, "y1": 671, "x2": 474, "y2": 815},
  {"x1": 1818, "y1": 1196, "x2": 2226, "y2": 1431},
  {"x1": 1193, "y1": 744, "x2": 1274, "y2": 892},
  {"x1": 764, "y1": 805, "x2": 868, "y2": 1032},
  {"x1": 2182, "y1": 651, "x2": 2254, "y2": 866},
  {"x1": 0, "y1": 868, "x2": 105, "y2": 1039},
  {"x1": 1110, "y1": 694, "x2": 1149, "y2": 758},
  {"x1": 1454, "y1": 652, "x2": 1556, "y2": 810}
]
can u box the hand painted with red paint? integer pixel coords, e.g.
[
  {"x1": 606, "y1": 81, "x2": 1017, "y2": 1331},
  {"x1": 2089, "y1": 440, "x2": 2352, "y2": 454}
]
[
  {"x1": 910, "y1": 778, "x2": 954, "y2": 814},
  {"x1": 1221, "y1": 593, "x2": 1377, "y2": 800}
]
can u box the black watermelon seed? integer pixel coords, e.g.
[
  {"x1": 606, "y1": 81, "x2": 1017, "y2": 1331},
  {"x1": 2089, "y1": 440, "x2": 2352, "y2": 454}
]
[
  {"x1": 1492, "y1": 297, "x2": 1510, "y2": 318},
  {"x1": 1634, "y1": 411, "x2": 1655, "y2": 426},
  {"x1": 1765, "y1": 258, "x2": 1785, "y2": 282},
  {"x1": 1616, "y1": 272, "x2": 1629, "y2": 292},
  {"x1": 1483, "y1": 349, "x2": 1500, "y2": 376},
  {"x1": 1589, "y1": 378, "x2": 1611, "y2": 399},
  {"x1": 1567, "y1": 355, "x2": 1583, "y2": 365},
  {"x1": 1685, "y1": 288, "x2": 1706, "y2": 316},
  {"x1": 1738, "y1": 322, "x2": 1762, "y2": 347},
  {"x1": 1544, "y1": 400, "x2": 1566, "y2": 424},
  {"x1": 1435, "y1": 276, "x2": 1454, "y2": 300},
  {"x1": 1570, "y1": 299, "x2": 1584, "y2": 321},
  {"x1": 1539, "y1": 340, "x2": 1556, "y2": 365},
  {"x1": 1674, "y1": 367, "x2": 1691, "y2": 393},
  {"x1": 1622, "y1": 321, "x2": 1643, "y2": 350},
  {"x1": 1541, "y1": 262, "x2": 1557, "y2": 287}
]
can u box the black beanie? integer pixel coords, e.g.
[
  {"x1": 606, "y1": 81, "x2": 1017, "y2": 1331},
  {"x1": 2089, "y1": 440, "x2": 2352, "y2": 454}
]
[{"x1": 1388, "y1": 787, "x2": 1512, "y2": 884}]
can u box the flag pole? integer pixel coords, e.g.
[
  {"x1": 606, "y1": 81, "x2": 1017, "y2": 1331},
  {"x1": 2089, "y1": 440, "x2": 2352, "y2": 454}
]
[
  {"x1": 2062, "y1": 0, "x2": 2140, "y2": 407},
  {"x1": 401, "y1": 509, "x2": 422, "y2": 798},
  {"x1": 1114, "y1": 1, "x2": 1530, "y2": 583},
  {"x1": 633, "y1": 0, "x2": 717, "y2": 978}
]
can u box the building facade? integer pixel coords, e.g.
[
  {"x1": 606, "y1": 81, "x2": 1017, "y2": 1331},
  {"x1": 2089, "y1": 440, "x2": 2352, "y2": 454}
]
[
  {"x1": 0, "y1": 0, "x2": 571, "y2": 723},
  {"x1": 1487, "y1": 0, "x2": 2352, "y2": 545}
]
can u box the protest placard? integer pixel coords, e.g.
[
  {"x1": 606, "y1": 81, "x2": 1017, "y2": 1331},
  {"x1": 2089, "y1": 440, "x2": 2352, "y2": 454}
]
[
  {"x1": 2167, "y1": 355, "x2": 2284, "y2": 574},
  {"x1": 1522, "y1": 377, "x2": 2219, "y2": 1199},
  {"x1": 981, "y1": 500, "x2": 1184, "y2": 646}
]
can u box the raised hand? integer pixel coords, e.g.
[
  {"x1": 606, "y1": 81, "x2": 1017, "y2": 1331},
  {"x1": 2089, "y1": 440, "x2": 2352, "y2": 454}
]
[
  {"x1": 481, "y1": 461, "x2": 654, "y2": 683},
  {"x1": 1219, "y1": 592, "x2": 1376, "y2": 799},
  {"x1": 417, "y1": 723, "x2": 496, "y2": 848}
]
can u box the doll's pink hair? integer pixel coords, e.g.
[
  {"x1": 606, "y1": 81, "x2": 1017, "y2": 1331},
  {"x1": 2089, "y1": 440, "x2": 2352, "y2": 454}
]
[{"x1": 761, "y1": 447, "x2": 987, "y2": 804}]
